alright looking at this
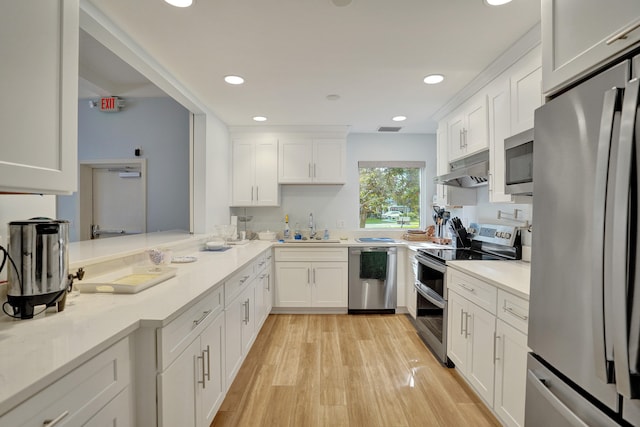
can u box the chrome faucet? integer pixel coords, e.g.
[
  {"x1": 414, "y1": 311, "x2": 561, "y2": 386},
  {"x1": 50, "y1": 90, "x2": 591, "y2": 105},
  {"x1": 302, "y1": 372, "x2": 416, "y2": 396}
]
[{"x1": 309, "y1": 213, "x2": 316, "y2": 238}]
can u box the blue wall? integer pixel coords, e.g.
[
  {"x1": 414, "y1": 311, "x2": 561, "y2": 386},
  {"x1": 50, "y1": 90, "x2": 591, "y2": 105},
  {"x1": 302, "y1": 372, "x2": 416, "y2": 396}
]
[{"x1": 58, "y1": 97, "x2": 190, "y2": 240}]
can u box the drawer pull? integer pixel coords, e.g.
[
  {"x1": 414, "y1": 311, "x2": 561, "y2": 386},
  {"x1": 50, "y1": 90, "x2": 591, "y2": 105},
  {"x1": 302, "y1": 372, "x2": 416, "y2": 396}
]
[
  {"x1": 43, "y1": 410, "x2": 69, "y2": 426},
  {"x1": 193, "y1": 310, "x2": 212, "y2": 326},
  {"x1": 459, "y1": 283, "x2": 475, "y2": 293},
  {"x1": 606, "y1": 20, "x2": 640, "y2": 45},
  {"x1": 504, "y1": 305, "x2": 528, "y2": 321},
  {"x1": 239, "y1": 275, "x2": 250, "y2": 284}
]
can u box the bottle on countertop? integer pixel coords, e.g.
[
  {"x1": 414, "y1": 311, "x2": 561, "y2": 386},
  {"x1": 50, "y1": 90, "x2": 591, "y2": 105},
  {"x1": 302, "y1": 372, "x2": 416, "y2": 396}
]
[
  {"x1": 284, "y1": 215, "x2": 290, "y2": 240},
  {"x1": 323, "y1": 226, "x2": 329, "y2": 240}
]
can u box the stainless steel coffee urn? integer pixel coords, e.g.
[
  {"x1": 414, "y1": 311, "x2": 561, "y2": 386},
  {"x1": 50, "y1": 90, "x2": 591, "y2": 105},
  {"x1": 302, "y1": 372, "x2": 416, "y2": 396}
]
[{"x1": 6, "y1": 219, "x2": 71, "y2": 319}]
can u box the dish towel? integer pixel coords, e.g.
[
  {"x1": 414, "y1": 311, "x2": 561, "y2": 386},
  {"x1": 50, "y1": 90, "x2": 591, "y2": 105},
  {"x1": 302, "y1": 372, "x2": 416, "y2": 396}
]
[{"x1": 359, "y1": 251, "x2": 388, "y2": 280}]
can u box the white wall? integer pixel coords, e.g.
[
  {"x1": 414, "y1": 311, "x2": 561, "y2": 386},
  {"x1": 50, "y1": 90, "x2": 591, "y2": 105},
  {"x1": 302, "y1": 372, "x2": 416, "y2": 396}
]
[{"x1": 231, "y1": 132, "x2": 437, "y2": 236}]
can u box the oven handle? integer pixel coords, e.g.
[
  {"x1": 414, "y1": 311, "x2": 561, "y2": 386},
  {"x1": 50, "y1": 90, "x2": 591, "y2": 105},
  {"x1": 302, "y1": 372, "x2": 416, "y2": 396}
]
[
  {"x1": 415, "y1": 253, "x2": 447, "y2": 274},
  {"x1": 414, "y1": 282, "x2": 445, "y2": 309}
]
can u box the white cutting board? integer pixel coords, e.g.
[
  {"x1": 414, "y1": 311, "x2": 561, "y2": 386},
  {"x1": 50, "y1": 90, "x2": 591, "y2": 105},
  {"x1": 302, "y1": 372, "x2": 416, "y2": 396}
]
[{"x1": 77, "y1": 266, "x2": 177, "y2": 294}]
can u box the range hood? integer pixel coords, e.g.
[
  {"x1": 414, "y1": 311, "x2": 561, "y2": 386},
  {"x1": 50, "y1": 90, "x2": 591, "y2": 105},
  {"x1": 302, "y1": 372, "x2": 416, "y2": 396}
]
[{"x1": 434, "y1": 149, "x2": 489, "y2": 188}]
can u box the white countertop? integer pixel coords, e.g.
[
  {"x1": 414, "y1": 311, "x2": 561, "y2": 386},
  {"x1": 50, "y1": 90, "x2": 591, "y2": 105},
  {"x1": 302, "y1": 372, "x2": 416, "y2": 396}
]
[
  {"x1": 0, "y1": 233, "x2": 273, "y2": 415},
  {"x1": 447, "y1": 260, "x2": 531, "y2": 299}
]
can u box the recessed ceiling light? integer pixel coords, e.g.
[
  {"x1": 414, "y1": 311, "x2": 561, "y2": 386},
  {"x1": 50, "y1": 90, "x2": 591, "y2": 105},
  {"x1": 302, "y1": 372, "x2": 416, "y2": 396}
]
[
  {"x1": 330, "y1": 0, "x2": 353, "y2": 7},
  {"x1": 164, "y1": 0, "x2": 193, "y2": 7},
  {"x1": 423, "y1": 74, "x2": 445, "y2": 85},
  {"x1": 484, "y1": 0, "x2": 512, "y2": 5},
  {"x1": 326, "y1": 94, "x2": 341, "y2": 101},
  {"x1": 224, "y1": 75, "x2": 245, "y2": 85},
  {"x1": 253, "y1": 116, "x2": 267, "y2": 122},
  {"x1": 392, "y1": 116, "x2": 407, "y2": 122}
]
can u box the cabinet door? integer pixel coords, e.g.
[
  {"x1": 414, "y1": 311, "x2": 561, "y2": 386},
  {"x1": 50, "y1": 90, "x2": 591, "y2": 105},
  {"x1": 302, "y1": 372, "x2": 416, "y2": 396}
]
[
  {"x1": 487, "y1": 77, "x2": 513, "y2": 203},
  {"x1": 278, "y1": 139, "x2": 313, "y2": 183},
  {"x1": 542, "y1": 0, "x2": 640, "y2": 94},
  {"x1": 435, "y1": 125, "x2": 449, "y2": 206},
  {"x1": 495, "y1": 319, "x2": 529, "y2": 427},
  {"x1": 311, "y1": 262, "x2": 347, "y2": 307},
  {"x1": 231, "y1": 140, "x2": 256, "y2": 206},
  {"x1": 224, "y1": 295, "x2": 244, "y2": 385},
  {"x1": 447, "y1": 114, "x2": 466, "y2": 162},
  {"x1": 510, "y1": 46, "x2": 542, "y2": 134},
  {"x1": 447, "y1": 291, "x2": 468, "y2": 370},
  {"x1": 464, "y1": 94, "x2": 489, "y2": 156},
  {"x1": 200, "y1": 313, "x2": 225, "y2": 427},
  {"x1": 158, "y1": 338, "x2": 200, "y2": 427},
  {"x1": 254, "y1": 140, "x2": 279, "y2": 206},
  {"x1": 0, "y1": 0, "x2": 78, "y2": 194},
  {"x1": 241, "y1": 284, "x2": 256, "y2": 355},
  {"x1": 312, "y1": 139, "x2": 346, "y2": 184},
  {"x1": 467, "y1": 303, "x2": 496, "y2": 407},
  {"x1": 274, "y1": 262, "x2": 312, "y2": 307}
]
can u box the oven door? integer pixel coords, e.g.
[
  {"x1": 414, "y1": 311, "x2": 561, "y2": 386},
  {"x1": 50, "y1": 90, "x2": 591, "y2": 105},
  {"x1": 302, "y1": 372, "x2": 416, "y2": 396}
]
[{"x1": 413, "y1": 253, "x2": 451, "y2": 366}]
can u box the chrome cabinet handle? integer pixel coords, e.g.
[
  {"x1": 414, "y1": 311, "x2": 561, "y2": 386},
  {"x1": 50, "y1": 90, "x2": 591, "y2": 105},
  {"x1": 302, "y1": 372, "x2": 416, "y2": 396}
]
[
  {"x1": 266, "y1": 273, "x2": 270, "y2": 291},
  {"x1": 307, "y1": 268, "x2": 310, "y2": 284},
  {"x1": 193, "y1": 310, "x2": 212, "y2": 326},
  {"x1": 606, "y1": 19, "x2": 640, "y2": 45},
  {"x1": 463, "y1": 128, "x2": 468, "y2": 148},
  {"x1": 459, "y1": 129, "x2": 463, "y2": 149},
  {"x1": 459, "y1": 283, "x2": 475, "y2": 293},
  {"x1": 197, "y1": 353, "x2": 206, "y2": 388},
  {"x1": 313, "y1": 268, "x2": 316, "y2": 285},
  {"x1": 494, "y1": 333, "x2": 501, "y2": 361},
  {"x1": 204, "y1": 345, "x2": 211, "y2": 382},
  {"x1": 43, "y1": 411, "x2": 69, "y2": 426},
  {"x1": 460, "y1": 309, "x2": 465, "y2": 335},
  {"x1": 256, "y1": 186, "x2": 259, "y2": 201},
  {"x1": 313, "y1": 163, "x2": 317, "y2": 178},
  {"x1": 504, "y1": 305, "x2": 528, "y2": 321},
  {"x1": 246, "y1": 298, "x2": 250, "y2": 323},
  {"x1": 251, "y1": 186, "x2": 254, "y2": 202},
  {"x1": 464, "y1": 313, "x2": 471, "y2": 338},
  {"x1": 309, "y1": 163, "x2": 312, "y2": 178},
  {"x1": 242, "y1": 300, "x2": 248, "y2": 324}
]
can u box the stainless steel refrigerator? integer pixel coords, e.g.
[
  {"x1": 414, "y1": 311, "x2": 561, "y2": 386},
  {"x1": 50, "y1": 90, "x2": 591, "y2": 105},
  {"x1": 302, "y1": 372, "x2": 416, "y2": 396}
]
[{"x1": 527, "y1": 53, "x2": 640, "y2": 426}]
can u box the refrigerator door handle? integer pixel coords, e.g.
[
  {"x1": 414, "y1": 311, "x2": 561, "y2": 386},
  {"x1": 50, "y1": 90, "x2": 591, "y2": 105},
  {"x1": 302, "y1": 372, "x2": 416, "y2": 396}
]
[
  {"x1": 527, "y1": 370, "x2": 589, "y2": 427},
  {"x1": 611, "y1": 77, "x2": 640, "y2": 399},
  {"x1": 592, "y1": 87, "x2": 622, "y2": 384}
]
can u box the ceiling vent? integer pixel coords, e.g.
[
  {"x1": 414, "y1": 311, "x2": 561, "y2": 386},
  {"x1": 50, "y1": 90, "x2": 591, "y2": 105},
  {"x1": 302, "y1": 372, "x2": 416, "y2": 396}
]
[{"x1": 377, "y1": 126, "x2": 402, "y2": 132}]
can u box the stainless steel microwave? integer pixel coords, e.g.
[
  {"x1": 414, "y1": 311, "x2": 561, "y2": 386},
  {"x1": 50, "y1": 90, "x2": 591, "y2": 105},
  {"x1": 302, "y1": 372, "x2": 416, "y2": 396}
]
[{"x1": 504, "y1": 128, "x2": 533, "y2": 195}]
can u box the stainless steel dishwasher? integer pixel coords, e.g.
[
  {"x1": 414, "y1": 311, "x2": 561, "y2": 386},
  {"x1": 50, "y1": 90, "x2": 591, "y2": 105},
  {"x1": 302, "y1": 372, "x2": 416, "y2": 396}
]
[{"x1": 348, "y1": 246, "x2": 397, "y2": 314}]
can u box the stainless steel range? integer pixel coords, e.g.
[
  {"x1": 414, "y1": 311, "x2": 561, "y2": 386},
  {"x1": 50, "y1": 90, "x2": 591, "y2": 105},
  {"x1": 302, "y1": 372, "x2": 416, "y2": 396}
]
[{"x1": 410, "y1": 222, "x2": 522, "y2": 366}]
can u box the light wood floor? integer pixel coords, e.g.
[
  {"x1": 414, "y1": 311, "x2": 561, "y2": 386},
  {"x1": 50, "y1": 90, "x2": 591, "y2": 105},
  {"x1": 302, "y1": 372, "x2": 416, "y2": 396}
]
[{"x1": 212, "y1": 314, "x2": 500, "y2": 427}]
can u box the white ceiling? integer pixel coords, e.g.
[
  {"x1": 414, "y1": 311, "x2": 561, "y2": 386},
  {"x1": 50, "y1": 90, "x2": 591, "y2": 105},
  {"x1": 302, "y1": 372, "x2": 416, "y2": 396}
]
[{"x1": 80, "y1": 0, "x2": 540, "y2": 133}]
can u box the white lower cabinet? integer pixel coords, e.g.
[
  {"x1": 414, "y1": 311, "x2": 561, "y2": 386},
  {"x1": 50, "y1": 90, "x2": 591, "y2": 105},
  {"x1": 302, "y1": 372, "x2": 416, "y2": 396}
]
[
  {"x1": 158, "y1": 308, "x2": 225, "y2": 427},
  {"x1": 156, "y1": 283, "x2": 226, "y2": 427},
  {"x1": 274, "y1": 248, "x2": 348, "y2": 308},
  {"x1": 0, "y1": 337, "x2": 132, "y2": 427},
  {"x1": 494, "y1": 319, "x2": 528, "y2": 427},
  {"x1": 447, "y1": 289, "x2": 496, "y2": 405},
  {"x1": 406, "y1": 249, "x2": 417, "y2": 318},
  {"x1": 447, "y1": 268, "x2": 529, "y2": 427},
  {"x1": 225, "y1": 278, "x2": 257, "y2": 386}
]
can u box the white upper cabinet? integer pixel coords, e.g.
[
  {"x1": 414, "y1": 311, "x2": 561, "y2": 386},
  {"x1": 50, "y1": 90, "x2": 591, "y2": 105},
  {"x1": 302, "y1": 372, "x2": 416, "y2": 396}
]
[
  {"x1": 487, "y1": 77, "x2": 512, "y2": 204},
  {"x1": 542, "y1": 0, "x2": 640, "y2": 94},
  {"x1": 510, "y1": 46, "x2": 542, "y2": 134},
  {"x1": 447, "y1": 93, "x2": 489, "y2": 162},
  {"x1": 231, "y1": 138, "x2": 279, "y2": 207},
  {"x1": 279, "y1": 139, "x2": 346, "y2": 184},
  {"x1": 435, "y1": 122, "x2": 477, "y2": 207},
  {"x1": 0, "y1": 0, "x2": 78, "y2": 194}
]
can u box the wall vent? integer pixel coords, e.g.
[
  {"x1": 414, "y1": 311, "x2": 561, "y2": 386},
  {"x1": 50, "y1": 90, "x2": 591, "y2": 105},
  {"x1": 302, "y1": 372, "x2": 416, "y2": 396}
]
[{"x1": 377, "y1": 126, "x2": 402, "y2": 132}]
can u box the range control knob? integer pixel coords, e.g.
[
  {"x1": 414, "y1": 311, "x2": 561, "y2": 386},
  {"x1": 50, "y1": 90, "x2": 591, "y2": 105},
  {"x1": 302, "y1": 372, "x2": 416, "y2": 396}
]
[{"x1": 505, "y1": 232, "x2": 512, "y2": 239}]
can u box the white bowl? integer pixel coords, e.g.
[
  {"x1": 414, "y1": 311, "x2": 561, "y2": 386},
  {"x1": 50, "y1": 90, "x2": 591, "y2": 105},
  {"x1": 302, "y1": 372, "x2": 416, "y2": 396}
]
[
  {"x1": 205, "y1": 240, "x2": 225, "y2": 250},
  {"x1": 257, "y1": 231, "x2": 277, "y2": 240}
]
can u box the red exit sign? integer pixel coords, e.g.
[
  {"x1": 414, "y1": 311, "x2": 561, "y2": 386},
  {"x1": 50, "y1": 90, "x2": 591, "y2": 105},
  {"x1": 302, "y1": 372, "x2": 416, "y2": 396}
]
[{"x1": 100, "y1": 96, "x2": 120, "y2": 112}]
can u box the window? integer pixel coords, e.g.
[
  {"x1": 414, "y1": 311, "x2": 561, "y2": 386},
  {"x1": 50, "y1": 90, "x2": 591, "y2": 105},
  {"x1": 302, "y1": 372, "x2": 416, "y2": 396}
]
[{"x1": 358, "y1": 161, "x2": 424, "y2": 229}]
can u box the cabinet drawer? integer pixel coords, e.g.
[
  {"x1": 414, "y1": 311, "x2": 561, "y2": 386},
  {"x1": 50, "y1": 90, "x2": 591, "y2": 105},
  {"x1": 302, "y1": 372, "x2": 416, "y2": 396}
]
[
  {"x1": 157, "y1": 285, "x2": 224, "y2": 369},
  {"x1": 447, "y1": 270, "x2": 497, "y2": 315},
  {"x1": 497, "y1": 289, "x2": 529, "y2": 334},
  {"x1": 0, "y1": 337, "x2": 131, "y2": 427},
  {"x1": 274, "y1": 247, "x2": 347, "y2": 262},
  {"x1": 225, "y1": 262, "x2": 256, "y2": 306}
]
